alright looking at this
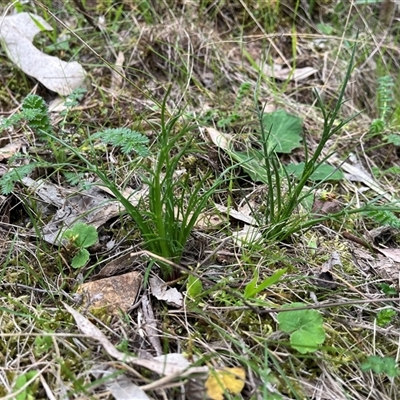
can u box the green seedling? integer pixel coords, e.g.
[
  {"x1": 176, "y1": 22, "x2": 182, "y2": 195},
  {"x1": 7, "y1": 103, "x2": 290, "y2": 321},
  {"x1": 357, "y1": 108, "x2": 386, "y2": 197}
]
[
  {"x1": 186, "y1": 274, "x2": 204, "y2": 302},
  {"x1": 12, "y1": 370, "x2": 39, "y2": 400},
  {"x1": 277, "y1": 302, "x2": 326, "y2": 354},
  {"x1": 244, "y1": 268, "x2": 287, "y2": 300},
  {"x1": 380, "y1": 283, "x2": 398, "y2": 296},
  {"x1": 376, "y1": 308, "x2": 397, "y2": 327},
  {"x1": 34, "y1": 335, "x2": 53, "y2": 356},
  {"x1": 63, "y1": 222, "x2": 98, "y2": 269},
  {"x1": 361, "y1": 355, "x2": 400, "y2": 378}
]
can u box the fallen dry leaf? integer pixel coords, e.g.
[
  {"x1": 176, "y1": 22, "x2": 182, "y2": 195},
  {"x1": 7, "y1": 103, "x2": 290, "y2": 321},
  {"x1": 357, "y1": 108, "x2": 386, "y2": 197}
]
[
  {"x1": 261, "y1": 62, "x2": 317, "y2": 82},
  {"x1": 64, "y1": 303, "x2": 209, "y2": 377},
  {"x1": 329, "y1": 154, "x2": 392, "y2": 201},
  {"x1": 77, "y1": 271, "x2": 142, "y2": 314},
  {"x1": 314, "y1": 251, "x2": 341, "y2": 290},
  {"x1": 205, "y1": 367, "x2": 246, "y2": 400},
  {"x1": 91, "y1": 364, "x2": 150, "y2": 400},
  {"x1": 21, "y1": 177, "x2": 122, "y2": 245},
  {"x1": 195, "y1": 212, "x2": 224, "y2": 229},
  {"x1": 215, "y1": 204, "x2": 258, "y2": 226},
  {"x1": 0, "y1": 12, "x2": 86, "y2": 95},
  {"x1": 141, "y1": 293, "x2": 162, "y2": 356},
  {"x1": 150, "y1": 275, "x2": 183, "y2": 307},
  {"x1": 231, "y1": 225, "x2": 262, "y2": 247},
  {"x1": 0, "y1": 140, "x2": 22, "y2": 161},
  {"x1": 376, "y1": 248, "x2": 400, "y2": 263},
  {"x1": 204, "y1": 127, "x2": 231, "y2": 150},
  {"x1": 111, "y1": 51, "x2": 125, "y2": 91}
]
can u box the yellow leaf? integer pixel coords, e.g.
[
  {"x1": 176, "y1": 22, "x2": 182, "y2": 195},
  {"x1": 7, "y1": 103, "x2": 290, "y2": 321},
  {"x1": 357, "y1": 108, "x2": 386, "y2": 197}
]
[{"x1": 205, "y1": 367, "x2": 246, "y2": 400}]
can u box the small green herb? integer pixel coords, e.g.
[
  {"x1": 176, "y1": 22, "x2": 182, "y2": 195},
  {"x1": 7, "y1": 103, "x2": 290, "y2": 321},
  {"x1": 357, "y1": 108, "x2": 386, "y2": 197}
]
[
  {"x1": 34, "y1": 335, "x2": 53, "y2": 356},
  {"x1": 361, "y1": 355, "x2": 400, "y2": 377},
  {"x1": 13, "y1": 370, "x2": 39, "y2": 400},
  {"x1": 380, "y1": 283, "x2": 398, "y2": 296},
  {"x1": 0, "y1": 162, "x2": 39, "y2": 195},
  {"x1": 187, "y1": 275, "x2": 203, "y2": 301},
  {"x1": 93, "y1": 127, "x2": 150, "y2": 157},
  {"x1": 244, "y1": 268, "x2": 286, "y2": 299},
  {"x1": 376, "y1": 308, "x2": 396, "y2": 327},
  {"x1": 63, "y1": 223, "x2": 98, "y2": 269}
]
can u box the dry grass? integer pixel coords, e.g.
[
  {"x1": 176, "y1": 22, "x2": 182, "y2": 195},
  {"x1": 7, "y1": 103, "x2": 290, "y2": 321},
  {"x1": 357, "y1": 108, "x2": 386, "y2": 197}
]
[{"x1": 1, "y1": 0, "x2": 400, "y2": 399}]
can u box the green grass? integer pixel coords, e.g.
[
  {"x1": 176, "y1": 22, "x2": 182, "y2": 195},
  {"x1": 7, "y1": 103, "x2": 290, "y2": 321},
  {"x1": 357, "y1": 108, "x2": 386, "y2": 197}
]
[{"x1": 1, "y1": 0, "x2": 400, "y2": 399}]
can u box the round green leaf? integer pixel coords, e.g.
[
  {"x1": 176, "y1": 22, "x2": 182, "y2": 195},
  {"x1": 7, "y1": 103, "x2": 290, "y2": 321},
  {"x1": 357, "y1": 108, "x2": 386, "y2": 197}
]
[
  {"x1": 71, "y1": 249, "x2": 90, "y2": 269},
  {"x1": 262, "y1": 110, "x2": 303, "y2": 153},
  {"x1": 277, "y1": 303, "x2": 326, "y2": 353}
]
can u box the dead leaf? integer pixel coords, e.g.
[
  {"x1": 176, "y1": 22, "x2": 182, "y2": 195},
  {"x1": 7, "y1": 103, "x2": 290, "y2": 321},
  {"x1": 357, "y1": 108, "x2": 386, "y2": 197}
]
[
  {"x1": 111, "y1": 51, "x2": 125, "y2": 91},
  {"x1": 97, "y1": 183, "x2": 149, "y2": 207},
  {"x1": 64, "y1": 302, "x2": 133, "y2": 361},
  {"x1": 65, "y1": 303, "x2": 210, "y2": 377},
  {"x1": 21, "y1": 178, "x2": 122, "y2": 244},
  {"x1": 321, "y1": 252, "x2": 342, "y2": 271},
  {"x1": 195, "y1": 212, "x2": 224, "y2": 229},
  {"x1": 77, "y1": 271, "x2": 142, "y2": 314},
  {"x1": 204, "y1": 127, "x2": 231, "y2": 150},
  {"x1": 0, "y1": 140, "x2": 22, "y2": 161},
  {"x1": 91, "y1": 364, "x2": 150, "y2": 400},
  {"x1": 373, "y1": 254, "x2": 400, "y2": 280},
  {"x1": 150, "y1": 275, "x2": 183, "y2": 307},
  {"x1": 141, "y1": 293, "x2": 162, "y2": 356},
  {"x1": 329, "y1": 154, "x2": 392, "y2": 201},
  {"x1": 313, "y1": 252, "x2": 342, "y2": 290},
  {"x1": 215, "y1": 204, "x2": 258, "y2": 226},
  {"x1": 205, "y1": 367, "x2": 246, "y2": 400},
  {"x1": 311, "y1": 198, "x2": 342, "y2": 216},
  {"x1": 92, "y1": 252, "x2": 138, "y2": 279},
  {"x1": 376, "y1": 248, "x2": 400, "y2": 263},
  {"x1": 231, "y1": 225, "x2": 262, "y2": 247},
  {"x1": 261, "y1": 63, "x2": 317, "y2": 82},
  {"x1": 0, "y1": 12, "x2": 86, "y2": 95}
]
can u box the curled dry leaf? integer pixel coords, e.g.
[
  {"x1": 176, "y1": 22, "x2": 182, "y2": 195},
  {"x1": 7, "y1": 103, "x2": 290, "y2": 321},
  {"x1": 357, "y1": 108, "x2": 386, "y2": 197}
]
[
  {"x1": 0, "y1": 12, "x2": 86, "y2": 95},
  {"x1": 204, "y1": 127, "x2": 231, "y2": 150},
  {"x1": 215, "y1": 204, "x2": 258, "y2": 226},
  {"x1": 150, "y1": 275, "x2": 183, "y2": 307},
  {"x1": 261, "y1": 62, "x2": 317, "y2": 82},
  {"x1": 231, "y1": 225, "x2": 262, "y2": 247},
  {"x1": 111, "y1": 51, "x2": 126, "y2": 91}
]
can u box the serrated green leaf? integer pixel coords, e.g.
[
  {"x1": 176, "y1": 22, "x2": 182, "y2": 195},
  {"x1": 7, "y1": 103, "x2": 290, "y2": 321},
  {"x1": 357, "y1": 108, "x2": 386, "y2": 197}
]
[
  {"x1": 71, "y1": 249, "x2": 90, "y2": 268},
  {"x1": 94, "y1": 128, "x2": 149, "y2": 156},
  {"x1": 386, "y1": 134, "x2": 400, "y2": 146},
  {"x1": 361, "y1": 356, "x2": 400, "y2": 377},
  {"x1": 262, "y1": 110, "x2": 302, "y2": 153}
]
